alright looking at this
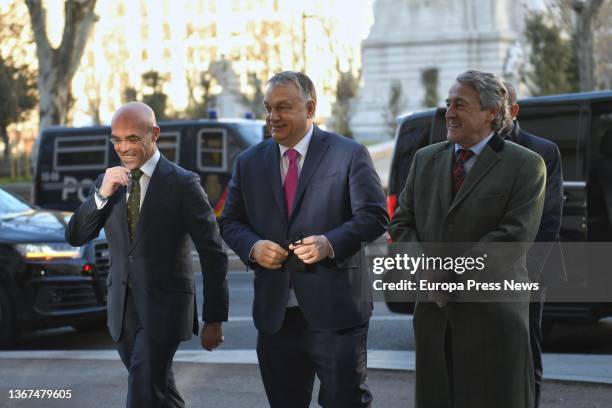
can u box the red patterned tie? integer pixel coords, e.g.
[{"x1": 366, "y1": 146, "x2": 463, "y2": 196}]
[
  {"x1": 284, "y1": 149, "x2": 300, "y2": 216},
  {"x1": 452, "y1": 149, "x2": 474, "y2": 194}
]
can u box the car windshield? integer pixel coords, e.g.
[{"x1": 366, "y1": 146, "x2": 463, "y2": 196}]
[{"x1": 0, "y1": 187, "x2": 34, "y2": 217}]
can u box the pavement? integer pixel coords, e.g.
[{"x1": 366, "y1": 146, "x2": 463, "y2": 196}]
[{"x1": 2, "y1": 353, "x2": 612, "y2": 407}]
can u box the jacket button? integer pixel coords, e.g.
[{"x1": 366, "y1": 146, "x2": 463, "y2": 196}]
[{"x1": 128, "y1": 256, "x2": 134, "y2": 262}]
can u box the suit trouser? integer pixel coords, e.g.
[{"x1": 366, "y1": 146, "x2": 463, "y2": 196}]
[
  {"x1": 117, "y1": 288, "x2": 184, "y2": 408},
  {"x1": 256, "y1": 307, "x2": 372, "y2": 408},
  {"x1": 529, "y1": 287, "x2": 547, "y2": 408}
]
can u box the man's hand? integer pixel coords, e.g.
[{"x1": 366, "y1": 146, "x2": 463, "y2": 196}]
[
  {"x1": 252, "y1": 240, "x2": 288, "y2": 269},
  {"x1": 99, "y1": 166, "x2": 131, "y2": 197},
  {"x1": 289, "y1": 235, "x2": 332, "y2": 264},
  {"x1": 200, "y1": 322, "x2": 223, "y2": 351}
]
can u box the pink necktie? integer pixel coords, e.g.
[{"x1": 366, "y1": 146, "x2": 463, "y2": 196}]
[{"x1": 284, "y1": 149, "x2": 299, "y2": 216}]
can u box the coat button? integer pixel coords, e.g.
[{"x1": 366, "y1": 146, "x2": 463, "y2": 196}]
[{"x1": 128, "y1": 256, "x2": 134, "y2": 262}]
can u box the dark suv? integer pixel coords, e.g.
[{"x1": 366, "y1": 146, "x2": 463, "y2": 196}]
[
  {"x1": 0, "y1": 186, "x2": 108, "y2": 347},
  {"x1": 386, "y1": 91, "x2": 612, "y2": 324}
]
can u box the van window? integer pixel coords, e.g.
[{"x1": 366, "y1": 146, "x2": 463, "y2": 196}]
[
  {"x1": 158, "y1": 131, "x2": 180, "y2": 163},
  {"x1": 53, "y1": 136, "x2": 109, "y2": 170},
  {"x1": 197, "y1": 128, "x2": 227, "y2": 171}
]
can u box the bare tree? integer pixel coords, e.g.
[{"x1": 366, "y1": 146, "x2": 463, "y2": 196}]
[
  {"x1": 382, "y1": 80, "x2": 406, "y2": 138},
  {"x1": 422, "y1": 68, "x2": 440, "y2": 108},
  {"x1": 545, "y1": 0, "x2": 608, "y2": 90},
  {"x1": 572, "y1": 0, "x2": 605, "y2": 91},
  {"x1": 329, "y1": 70, "x2": 359, "y2": 138},
  {"x1": 25, "y1": 0, "x2": 97, "y2": 130},
  {"x1": 242, "y1": 72, "x2": 265, "y2": 119},
  {"x1": 0, "y1": 3, "x2": 37, "y2": 168},
  {"x1": 185, "y1": 69, "x2": 217, "y2": 119}
]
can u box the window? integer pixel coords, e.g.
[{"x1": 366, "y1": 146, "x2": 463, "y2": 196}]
[
  {"x1": 158, "y1": 132, "x2": 180, "y2": 163},
  {"x1": 197, "y1": 129, "x2": 226, "y2": 171},
  {"x1": 54, "y1": 136, "x2": 108, "y2": 170}
]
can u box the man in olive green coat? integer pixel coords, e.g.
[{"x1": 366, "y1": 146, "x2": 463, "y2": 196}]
[{"x1": 389, "y1": 70, "x2": 545, "y2": 408}]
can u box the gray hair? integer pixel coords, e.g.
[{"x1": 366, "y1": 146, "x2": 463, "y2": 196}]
[
  {"x1": 502, "y1": 80, "x2": 518, "y2": 129},
  {"x1": 502, "y1": 80, "x2": 518, "y2": 105},
  {"x1": 266, "y1": 71, "x2": 317, "y2": 104},
  {"x1": 456, "y1": 69, "x2": 509, "y2": 132}
]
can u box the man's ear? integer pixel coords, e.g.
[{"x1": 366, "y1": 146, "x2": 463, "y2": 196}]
[
  {"x1": 306, "y1": 100, "x2": 316, "y2": 119},
  {"x1": 511, "y1": 103, "x2": 520, "y2": 119},
  {"x1": 151, "y1": 125, "x2": 161, "y2": 142},
  {"x1": 487, "y1": 106, "x2": 499, "y2": 125}
]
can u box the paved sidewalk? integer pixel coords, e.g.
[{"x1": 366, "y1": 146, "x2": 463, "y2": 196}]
[
  {"x1": 2, "y1": 359, "x2": 612, "y2": 408},
  {"x1": 3, "y1": 349, "x2": 612, "y2": 384}
]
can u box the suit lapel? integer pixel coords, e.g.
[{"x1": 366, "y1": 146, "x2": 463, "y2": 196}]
[
  {"x1": 448, "y1": 142, "x2": 501, "y2": 214},
  {"x1": 436, "y1": 144, "x2": 454, "y2": 216},
  {"x1": 289, "y1": 127, "x2": 329, "y2": 223},
  {"x1": 130, "y1": 156, "x2": 173, "y2": 251},
  {"x1": 263, "y1": 140, "x2": 287, "y2": 221}
]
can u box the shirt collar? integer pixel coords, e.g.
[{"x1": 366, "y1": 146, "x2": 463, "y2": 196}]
[
  {"x1": 140, "y1": 149, "x2": 160, "y2": 178},
  {"x1": 279, "y1": 124, "x2": 314, "y2": 158},
  {"x1": 454, "y1": 132, "x2": 494, "y2": 157}
]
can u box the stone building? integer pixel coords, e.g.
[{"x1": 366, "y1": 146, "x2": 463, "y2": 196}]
[{"x1": 350, "y1": 0, "x2": 531, "y2": 141}]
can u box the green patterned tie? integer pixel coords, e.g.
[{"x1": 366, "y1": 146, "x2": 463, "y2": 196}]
[{"x1": 127, "y1": 168, "x2": 143, "y2": 241}]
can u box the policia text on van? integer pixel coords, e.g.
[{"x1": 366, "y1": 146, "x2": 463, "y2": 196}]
[{"x1": 33, "y1": 118, "x2": 267, "y2": 216}]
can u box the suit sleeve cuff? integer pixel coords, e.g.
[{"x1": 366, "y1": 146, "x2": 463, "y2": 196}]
[
  {"x1": 322, "y1": 235, "x2": 335, "y2": 259},
  {"x1": 94, "y1": 193, "x2": 108, "y2": 209},
  {"x1": 249, "y1": 240, "x2": 262, "y2": 262}
]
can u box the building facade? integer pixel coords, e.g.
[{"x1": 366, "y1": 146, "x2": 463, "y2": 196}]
[{"x1": 350, "y1": 0, "x2": 530, "y2": 141}]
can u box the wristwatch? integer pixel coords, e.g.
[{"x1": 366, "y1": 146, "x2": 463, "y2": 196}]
[{"x1": 94, "y1": 187, "x2": 109, "y2": 203}]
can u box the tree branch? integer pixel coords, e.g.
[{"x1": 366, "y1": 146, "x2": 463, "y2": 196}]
[
  {"x1": 59, "y1": 0, "x2": 97, "y2": 78},
  {"x1": 25, "y1": 0, "x2": 52, "y2": 64}
]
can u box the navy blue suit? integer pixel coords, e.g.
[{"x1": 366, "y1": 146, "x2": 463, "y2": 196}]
[
  {"x1": 220, "y1": 126, "x2": 388, "y2": 407},
  {"x1": 504, "y1": 120, "x2": 565, "y2": 408}
]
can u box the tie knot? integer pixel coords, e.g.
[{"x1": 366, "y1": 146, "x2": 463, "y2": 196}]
[
  {"x1": 457, "y1": 149, "x2": 474, "y2": 163},
  {"x1": 285, "y1": 148, "x2": 299, "y2": 162},
  {"x1": 130, "y1": 168, "x2": 143, "y2": 181}
]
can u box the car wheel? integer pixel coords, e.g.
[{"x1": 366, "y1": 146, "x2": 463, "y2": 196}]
[{"x1": 0, "y1": 286, "x2": 16, "y2": 349}]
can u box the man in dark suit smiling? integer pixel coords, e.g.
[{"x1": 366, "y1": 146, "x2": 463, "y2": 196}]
[
  {"x1": 220, "y1": 72, "x2": 388, "y2": 407},
  {"x1": 66, "y1": 102, "x2": 228, "y2": 408},
  {"x1": 390, "y1": 70, "x2": 545, "y2": 408}
]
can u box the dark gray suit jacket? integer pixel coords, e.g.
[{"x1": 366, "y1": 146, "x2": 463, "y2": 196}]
[
  {"x1": 220, "y1": 126, "x2": 388, "y2": 334},
  {"x1": 66, "y1": 155, "x2": 228, "y2": 342},
  {"x1": 504, "y1": 121, "x2": 566, "y2": 284}
]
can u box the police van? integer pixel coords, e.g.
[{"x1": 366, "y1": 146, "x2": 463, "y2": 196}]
[{"x1": 33, "y1": 118, "x2": 268, "y2": 216}]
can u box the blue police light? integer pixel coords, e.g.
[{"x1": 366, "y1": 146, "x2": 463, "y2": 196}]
[
  {"x1": 208, "y1": 109, "x2": 218, "y2": 119},
  {"x1": 244, "y1": 112, "x2": 254, "y2": 120}
]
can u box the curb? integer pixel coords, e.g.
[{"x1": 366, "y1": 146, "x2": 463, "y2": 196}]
[{"x1": 1, "y1": 350, "x2": 611, "y2": 385}]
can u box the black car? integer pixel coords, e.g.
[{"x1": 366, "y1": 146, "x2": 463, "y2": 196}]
[
  {"x1": 0, "y1": 186, "x2": 108, "y2": 348},
  {"x1": 385, "y1": 91, "x2": 612, "y2": 328}
]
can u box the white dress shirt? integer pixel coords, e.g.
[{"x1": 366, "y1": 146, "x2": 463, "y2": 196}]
[{"x1": 94, "y1": 149, "x2": 161, "y2": 209}]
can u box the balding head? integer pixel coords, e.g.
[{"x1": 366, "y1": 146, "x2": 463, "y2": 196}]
[
  {"x1": 111, "y1": 102, "x2": 157, "y2": 132},
  {"x1": 110, "y1": 102, "x2": 160, "y2": 169}
]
